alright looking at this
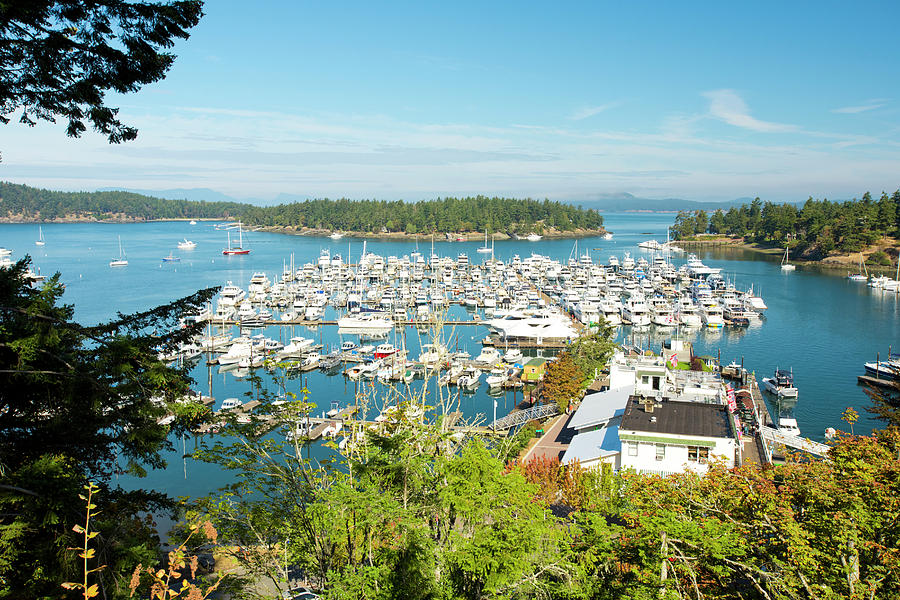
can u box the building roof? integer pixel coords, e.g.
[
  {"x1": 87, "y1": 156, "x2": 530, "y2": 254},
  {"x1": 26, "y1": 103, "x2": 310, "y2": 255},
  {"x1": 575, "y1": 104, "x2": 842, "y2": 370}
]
[
  {"x1": 568, "y1": 386, "x2": 631, "y2": 431},
  {"x1": 620, "y1": 396, "x2": 731, "y2": 439},
  {"x1": 562, "y1": 424, "x2": 621, "y2": 465},
  {"x1": 525, "y1": 357, "x2": 549, "y2": 367}
]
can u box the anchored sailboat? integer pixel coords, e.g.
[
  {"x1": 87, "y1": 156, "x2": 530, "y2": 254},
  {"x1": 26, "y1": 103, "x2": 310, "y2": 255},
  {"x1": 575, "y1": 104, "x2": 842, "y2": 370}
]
[
  {"x1": 780, "y1": 246, "x2": 795, "y2": 271},
  {"x1": 109, "y1": 236, "x2": 128, "y2": 267},
  {"x1": 222, "y1": 222, "x2": 250, "y2": 255},
  {"x1": 476, "y1": 229, "x2": 492, "y2": 253},
  {"x1": 35, "y1": 226, "x2": 45, "y2": 246}
]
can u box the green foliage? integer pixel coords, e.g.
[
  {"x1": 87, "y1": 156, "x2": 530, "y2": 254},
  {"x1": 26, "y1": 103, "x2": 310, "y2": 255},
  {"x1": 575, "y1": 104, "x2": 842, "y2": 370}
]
[
  {"x1": 0, "y1": 182, "x2": 605, "y2": 234},
  {"x1": 568, "y1": 324, "x2": 617, "y2": 386},
  {"x1": 542, "y1": 353, "x2": 584, "y2": 412},
  {"x1": 670, "y1": 189, "x2": 900, "y2": 257},
  {"x1": 189, "y1": 362, "x2": 900, "y2": 600},
  {"x1": 240, "y1": 195, "x2": 604, "y2": 234},
  {"x1": 0, "y1": 0, "x2": 204, "y2": 143},
  {"x1": 0, "y1": 257, "x2": 218, "y2": 597},
  {"x1": 866, "y1": 250, "x2": 892, "y2": 266},
  {"x1": 0, "y1": 181, "x2": 245, "y2": 221}
]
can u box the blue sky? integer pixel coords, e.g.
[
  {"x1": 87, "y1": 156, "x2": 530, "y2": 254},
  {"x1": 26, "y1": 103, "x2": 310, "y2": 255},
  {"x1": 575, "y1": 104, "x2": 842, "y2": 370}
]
[{"x1": 2, "y1": 0, "x2": 899, "y2": 203}]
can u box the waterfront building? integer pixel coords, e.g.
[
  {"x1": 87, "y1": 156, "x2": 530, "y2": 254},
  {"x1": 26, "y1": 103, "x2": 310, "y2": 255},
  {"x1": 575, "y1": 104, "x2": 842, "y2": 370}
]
[{"x1": 618, "y1": 397, "x2": 736, "y2": 476}]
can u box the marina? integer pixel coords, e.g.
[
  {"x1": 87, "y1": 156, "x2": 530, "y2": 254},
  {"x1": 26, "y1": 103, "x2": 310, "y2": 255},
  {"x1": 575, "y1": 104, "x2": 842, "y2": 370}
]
[{"x1": 5, "y1": 213, "x2": 899, "y2": 497}]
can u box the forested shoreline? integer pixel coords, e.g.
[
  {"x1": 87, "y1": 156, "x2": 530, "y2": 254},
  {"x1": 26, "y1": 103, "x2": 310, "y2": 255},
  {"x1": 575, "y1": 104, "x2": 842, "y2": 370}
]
[
  {"x1": 0, "y1": 182, "x2": 604, "y2": 235},
  {"x1": 670, "y1": 190, "x2": 900, "y2": 260}
]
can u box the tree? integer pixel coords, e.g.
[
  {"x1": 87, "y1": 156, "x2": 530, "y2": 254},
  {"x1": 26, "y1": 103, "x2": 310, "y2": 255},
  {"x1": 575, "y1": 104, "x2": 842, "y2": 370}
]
[
  {"x1": 1, "y1": 0, "x2": 204, "y2": 143},
  {"x1": 568, "y1": 326, "x2": 617, "y2": 386},
  {"x1": 542, "y1": 353, "x2": 584, "y2": 412},
  {"x1": 0, "y1": 258, "x2": 218, "y2": 597}
]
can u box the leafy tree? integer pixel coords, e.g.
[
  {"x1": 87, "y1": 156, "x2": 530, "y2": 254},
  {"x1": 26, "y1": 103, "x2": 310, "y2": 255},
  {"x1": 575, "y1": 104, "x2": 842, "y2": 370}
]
[
  {"x1": 568, "y1": 325, "x2": 617, "y2": 386},
  {"x1": 542, "y1": 353, "x2": 584, "y2": 412},
  {"x1": 0, "y1": 0, "x2": 204, "y2": 143},
  {"x1": 0, "y1": 258, "x2": 217, "y2": 597}
]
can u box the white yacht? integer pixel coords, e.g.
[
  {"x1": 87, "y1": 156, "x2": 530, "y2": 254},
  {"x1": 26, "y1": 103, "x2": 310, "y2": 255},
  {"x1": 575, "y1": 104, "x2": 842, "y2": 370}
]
[
  {"x1": 677, "y1": 298, "x2": 702, "y2": 328},
  {"x1": 474, "y1": 347, "x2": 502, "y2": 365},
  {"x1": 218, "y1": 282, "x2": 246, "y2": 306},
  {"x1": 700, "y1": 301, "x2": 725, "y2": 328},
  {"x1": 763, "y1": 368, "x2": 799, "y2": 398},
  {"x1": 649, "y1": 299, "x2": 676, "y2": 327},
  {"x1": 278, "y1": 336, "x2": 314, "y2": 357},
  {"x1": 486, "y1": 309, "x2": 578, "y2": 341},
  {"x1": 177, "y1": 238, "x2": 197, "y2": 250},
  {"x1": 218, "y1": 340, "x2": 253, "y2": 366},
  {"x1": 337, "y1": 312, "x2": 393, "y2": 329},
  {"x1": 621, "y1": 296, "x2": 650, "y2": 327}
]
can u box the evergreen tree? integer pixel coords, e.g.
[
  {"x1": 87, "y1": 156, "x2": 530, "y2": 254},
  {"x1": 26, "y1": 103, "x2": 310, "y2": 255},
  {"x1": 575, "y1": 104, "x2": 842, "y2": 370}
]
[{"x1": 0, "y1": 258, "x2": 217, "y2": 597}]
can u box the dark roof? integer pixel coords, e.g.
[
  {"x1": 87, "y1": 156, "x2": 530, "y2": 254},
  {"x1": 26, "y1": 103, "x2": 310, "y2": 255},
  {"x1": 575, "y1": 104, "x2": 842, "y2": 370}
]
[{"x1": 620, "y1": 396, "x2": 731, "y2": 439}]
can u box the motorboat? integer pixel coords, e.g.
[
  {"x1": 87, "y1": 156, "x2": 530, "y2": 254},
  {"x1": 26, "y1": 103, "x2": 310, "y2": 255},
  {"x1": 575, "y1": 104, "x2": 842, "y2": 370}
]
[
  {"x1": 278, "y1": 336, "x2": 314, "y2": 357},
  {"x1": 503, "y1": 348, "x2": 524, "y2": 364},
  {"x1": 763, "y1": 367, "x2": 799, "y2": 398},
  {"x1": 177, "y1": 238, "x2": 197, "y2": 250},
  {"x1": 374, "y1": 343, "x2": 400, "y2": 359},
  {"x1": 864, "y1": 354, "x2": 900, "y2": 379},
  {"x1": 337, "y1": 312, "x2": 393, "y2": 329},
  {"x1": 474, "y1": 347, "x2": 502, "y2": 365},
  {"x1": 621, "y1": 296, "x2": 651, "y2": 327},
  {"x1": 777, "y1": 418, "x2": 801, "y2": 437},
  {"x1": 220, "y1": 398, "x2": 242, "y2": 411}
]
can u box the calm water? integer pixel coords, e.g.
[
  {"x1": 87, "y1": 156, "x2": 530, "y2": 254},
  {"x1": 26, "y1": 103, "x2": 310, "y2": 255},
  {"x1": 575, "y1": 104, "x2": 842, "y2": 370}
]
[{"x1": 4, "y1": 214, "x2": 896, "y2": 497}]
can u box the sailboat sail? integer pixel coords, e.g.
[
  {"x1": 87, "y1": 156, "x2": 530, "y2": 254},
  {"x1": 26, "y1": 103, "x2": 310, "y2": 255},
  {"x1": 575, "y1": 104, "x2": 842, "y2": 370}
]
[{"x1": 110, "y1": 236, "x2": 128, "y2": 267}]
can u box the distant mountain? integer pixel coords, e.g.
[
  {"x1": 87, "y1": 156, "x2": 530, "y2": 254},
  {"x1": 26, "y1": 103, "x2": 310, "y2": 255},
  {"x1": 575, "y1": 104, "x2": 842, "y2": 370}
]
[
  {"x1": 96, "y1": 186, "x2": 258, "y2": 205},
  {"x1": 566, "y1": 192, "x2": 778, "y2": 212}
]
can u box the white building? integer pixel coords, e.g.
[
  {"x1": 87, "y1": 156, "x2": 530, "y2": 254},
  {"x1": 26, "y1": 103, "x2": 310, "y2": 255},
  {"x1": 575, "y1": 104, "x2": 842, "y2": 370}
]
[
  {"x1": 560, "y1": 386, "x2": 631, "y2": 469},
  {"x1": 618, "y1": 396, "x2": 736, "y2": 476},
  {"x1": 561, "y1": 348, "x2": 736, "y2": 475}
]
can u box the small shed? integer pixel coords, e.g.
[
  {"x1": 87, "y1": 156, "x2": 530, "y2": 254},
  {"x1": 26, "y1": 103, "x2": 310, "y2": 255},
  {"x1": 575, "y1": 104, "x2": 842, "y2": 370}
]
[{"x1": 522, "y1": 357, "x2": 549, "y2": 382}]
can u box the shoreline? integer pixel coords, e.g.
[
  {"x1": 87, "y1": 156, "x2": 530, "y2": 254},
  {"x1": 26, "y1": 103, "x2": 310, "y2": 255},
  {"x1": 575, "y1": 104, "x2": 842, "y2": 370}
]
[
  {"x1": 235, "y1": 225, "x2": 609, "y2": 241},
  {"x1": 677, "y1": 237, "x2": 900, "y2": 273},
  {"x1": 0, "y1": 217, "x2": 607, "y2": 240}
]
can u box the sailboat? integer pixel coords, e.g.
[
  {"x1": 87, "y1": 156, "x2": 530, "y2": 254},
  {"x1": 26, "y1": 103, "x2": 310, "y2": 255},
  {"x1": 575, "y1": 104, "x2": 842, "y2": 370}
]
[
  {"x1": 222, "y1": 222, "x2": 250, "y2": 255},
  {"x1": 848, "y1": 253, "x2": 868, "y2": 281},
  {"x1": 35, "y1": 226, "x2": 45, "y2": 246},
  {"x1": 109, "y1": 236, "x2": 128, "y2": 267},
  {"x1": 477, "y1": 229, "x2": 492, "y2": 253},
  {"x1": 780, "y1": 246, "x2": 795, "y2": 271}
]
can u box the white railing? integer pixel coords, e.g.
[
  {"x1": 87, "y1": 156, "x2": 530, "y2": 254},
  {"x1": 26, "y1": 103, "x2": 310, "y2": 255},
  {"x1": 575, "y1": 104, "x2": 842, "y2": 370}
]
[{"x1": 760, "y1": 426, "x2": 830, "y2": 457}]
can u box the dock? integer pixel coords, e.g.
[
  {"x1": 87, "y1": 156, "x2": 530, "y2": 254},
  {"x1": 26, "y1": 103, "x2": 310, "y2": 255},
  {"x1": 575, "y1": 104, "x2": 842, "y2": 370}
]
[{"x1": 857, "y1": 374, "x2": 900, "y2": 391}]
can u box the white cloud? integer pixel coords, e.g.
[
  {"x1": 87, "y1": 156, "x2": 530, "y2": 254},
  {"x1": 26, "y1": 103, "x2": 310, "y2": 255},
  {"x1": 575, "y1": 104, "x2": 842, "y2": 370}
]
[
  {"x1": 703, "y1": 89, "x2": 796, "y2": 133},
  {"x1": 570, "y1": 103, "x2": 617, "y2": 121},
  {"x1": 2, "y1": 100, "x2": 899, "y2": 203},
  {"x1": 832, "y1": 99, "x2": 887, "y2": 114}
]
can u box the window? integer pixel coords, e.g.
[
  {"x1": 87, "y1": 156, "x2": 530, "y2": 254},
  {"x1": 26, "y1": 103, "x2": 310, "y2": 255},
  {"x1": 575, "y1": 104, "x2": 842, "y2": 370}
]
[
  {"x1": 652, "y1": 376, "x2": 661, "y2": 391},
  {"x1": 627, "y1": 442, "x2": 638, "y2": 456},
  {"x1": 641, "y1": 375, "x2": 649, "y2": 385},
  {"x1": 688, "y1": 446, "x2": 710, "y2": 463},
  {"x1": 655, "y1": 444, "x2": 666, "y2": 461}
]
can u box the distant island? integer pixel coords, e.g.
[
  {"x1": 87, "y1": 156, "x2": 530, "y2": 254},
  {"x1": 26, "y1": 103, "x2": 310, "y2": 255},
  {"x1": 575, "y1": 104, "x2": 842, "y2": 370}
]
[
  {"x1": 0, "y1": 182, "x2": 606, "y2": 239},
  {"x1": 669, "y1": 191, "x2": 900, "y2": 269}
]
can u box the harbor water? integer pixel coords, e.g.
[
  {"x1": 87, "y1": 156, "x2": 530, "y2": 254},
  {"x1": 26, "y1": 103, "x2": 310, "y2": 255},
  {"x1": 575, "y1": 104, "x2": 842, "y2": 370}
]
[{"x1": 4, "y1": 213, "x2": 897, "y2": 497}]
